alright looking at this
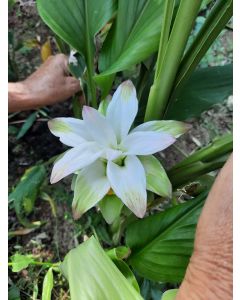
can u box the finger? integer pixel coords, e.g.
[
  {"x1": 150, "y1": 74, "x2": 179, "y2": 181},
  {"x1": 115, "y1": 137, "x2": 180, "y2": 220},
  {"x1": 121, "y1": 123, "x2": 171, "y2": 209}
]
[
  {"x1": 55, "y1": 54, "x2": 70, "y2": 75},
  {"x1": 65, "y1": 77, "x2": 81, "y2": 94}
]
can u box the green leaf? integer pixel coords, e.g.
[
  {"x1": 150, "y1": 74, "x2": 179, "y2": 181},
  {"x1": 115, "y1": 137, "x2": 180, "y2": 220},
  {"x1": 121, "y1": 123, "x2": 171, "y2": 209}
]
[
  {"x1": 95, "y1": 0, "x2": 167, "y2": 96},
  {"x1": 107, "y1": 246, "x2": 140, "y2": 292},
  {"x1": 60, "y1": 236, "x2": 143, "y2": 300},
  {"x1": 139, "y1": 155, "x2": 172, "y2": 198},
  {"x1": 10, "y1": 254, "x2": 34, "y2": 272},
  {"x1": 166, "y1": 64, "x2": 232, "y2": 120},
  {"x1": 107, "y1": 246, "x2": 131, "y2": 260},
  {"x1": 16, "y1": 112, "x2": 37, "y2": 139},
  {"x1": 37, "y1": 0, "x2": 116, "y2": 59},
  {"x1": 37, "y1": 0, "x2": 116, "y2": 107},
  {"x1": 42, "y1": 268, "x2": 54, "y2": 300},
  {"x1": 162, "y1": 289, "x2": 178, "y2": 300},
  {"x1": 9, "y1": 165, "x2": 46, "y2": 226},
  {"x1": 126, "y1": 191, "x2": 208, "y2": 282},
  {"x1": 174, "y1": 0, "x2": 233, "y2": 93},
  {"x1": 99, "y1": 194, "x2": 123, "y2": 224}
]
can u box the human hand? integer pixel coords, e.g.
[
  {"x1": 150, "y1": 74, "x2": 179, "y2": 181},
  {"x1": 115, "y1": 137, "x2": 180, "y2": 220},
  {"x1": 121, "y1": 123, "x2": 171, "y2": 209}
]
[
  {"x1": 9, "y1": 54, "x2": 81, "y2": 112},
  {"x1": 176, "y1": 154, "x2": 233, "y2": 300}
]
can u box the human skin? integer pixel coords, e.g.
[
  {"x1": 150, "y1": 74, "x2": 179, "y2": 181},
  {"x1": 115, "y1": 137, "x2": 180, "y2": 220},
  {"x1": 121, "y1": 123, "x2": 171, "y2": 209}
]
[
  {"x1": 8, "y1": 54, "x2": 80, "y2": 112},
  {"x1": 176, "y1": 154, "x2": 233, "y2": 300}
]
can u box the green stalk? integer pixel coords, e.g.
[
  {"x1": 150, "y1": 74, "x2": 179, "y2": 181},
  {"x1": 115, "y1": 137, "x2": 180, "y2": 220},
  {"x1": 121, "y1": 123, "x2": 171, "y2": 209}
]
[
  {"x1": 154, "y1": 0, "x2": 175, "y2": 80},
  {"x1": 72, "y1": 92, "x2": 83, "y2": 118},
  {"x1": 164, "y1": 0, "x2": 232, "y2": 118},
  {"x1": 174, "y1": 0, "x2": 233, "y2": 92},
  {"x1": 84, "y1": 0, "x2": 97, "y2": 108},
  {"x1": 168, "y1": 134, "x2": 233, "y2": 188},
  {"x1": 8, "y1": 261, "x2": 60, "y2": 268},
  {"x1": 169, "y1": 157, "x2": 227, "y2": 188},
  {"x1": 144, "y1": 0, "x2": 202, "y2": 121},
  {"x1": 171, "y1": 133, "x2": 233, "y2": 170}
]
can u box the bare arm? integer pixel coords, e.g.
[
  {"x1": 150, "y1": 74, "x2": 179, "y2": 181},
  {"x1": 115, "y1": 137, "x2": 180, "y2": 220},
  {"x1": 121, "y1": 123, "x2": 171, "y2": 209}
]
[
  {"x1": 176, "y1": 154, "x2": 233, "y2": 300},
  {"x1": 8, "y1": 54, "x2": 80, "y2": 112}
]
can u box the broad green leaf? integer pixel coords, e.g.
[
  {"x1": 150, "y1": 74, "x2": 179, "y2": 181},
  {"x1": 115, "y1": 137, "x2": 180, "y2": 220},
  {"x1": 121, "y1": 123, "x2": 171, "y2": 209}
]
[
  {"x1": 42, "y1": 268, "x2": 54, "y2": 300},
  {"x1": 37, "y1": 0, "x2": 116, "y2": 106},
  {"x1": 16, "y1": 112, "x2": 37, "y2": 139},
  {"x1": 10, "y1": 254, "x2": 33, "y2": 272},
  {"x1": 174, "y1": 0, "x2": 232, "y2": 92},
  {"x1": 60, "y1": 236, "x2": 143, "y2": 300},
  {"x1": 9, "y1": 165, "x2": 46, "y2": 226},
  {"x1": 37, "y1": 0, "x2": 116, "y2": 59},
  {"x1": 99, "y1": 194, "x2": 123, "y2": 224},
  {"x1": 95, "y1": 0, "x2": 166, "y2": 96},
  {"x1": 165, "y1": 64, "x2": 233, "y2": 120},
  {"x1": 126, "y1": 191, "x2": 208, "y2": 282},
  {"x1": 162, "y1": 289, "x2": 178, "y2": 300},
  {"x1": 139, "y1": 155, "x2": 172, "y2": 198}
]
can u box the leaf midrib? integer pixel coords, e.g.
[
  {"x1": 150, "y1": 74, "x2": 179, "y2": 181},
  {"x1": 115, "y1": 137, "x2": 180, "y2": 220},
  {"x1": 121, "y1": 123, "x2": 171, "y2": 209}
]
[{"x1": 130, "y1": 195, "x2": 206, "y2": 259}]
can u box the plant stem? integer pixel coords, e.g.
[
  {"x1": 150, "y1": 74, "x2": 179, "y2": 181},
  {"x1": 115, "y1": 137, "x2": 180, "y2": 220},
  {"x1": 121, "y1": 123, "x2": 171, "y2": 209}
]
[
  {"x1": 8, "y1": 261, "x2": 60, "y2": 268},
  {"x1": 84, "y1": 0, "x2": 97, "y2": 108},
  {"x1": 171, "y1": 133, "x2": 233, "y2": 170},
  {"x1": 154, "y1": 0, "x2": 175, "y2": 81},
  {"x1": 168, "y1": 159, "x2": 226, "y2": 188},
  {"x1": 174, "y1": 0, "x2": 233, "y2": 93},
  {"x1": 144, "y1": 0, "x2": 202, "y2": 121}
]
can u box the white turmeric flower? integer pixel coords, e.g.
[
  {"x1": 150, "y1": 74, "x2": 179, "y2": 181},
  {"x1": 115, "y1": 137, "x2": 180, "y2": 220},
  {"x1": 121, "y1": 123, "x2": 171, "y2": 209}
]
[{"x1": 48, "y1": 81, "x2": 190, "y2": 219}]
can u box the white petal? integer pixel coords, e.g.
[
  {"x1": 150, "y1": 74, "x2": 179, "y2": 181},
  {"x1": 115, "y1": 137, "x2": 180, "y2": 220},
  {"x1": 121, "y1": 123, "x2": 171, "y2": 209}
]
[
  {"x1": 132, "y1": 120, "x2": 191, "y2": 138},
  {"x1": 120, "y1": 131, "x2": 176, "y2": 155},
  {"x1": 82, "y1": 106, "x2": 117, "y2": 147},
  {"x1": 48, "y1": 117, "x2": 92, "y2": 147},
  {"x1": 103, "y1": 148, "x2": 123, "y2": 161},
  {"x1": 50, "y1": 142, "x2": 103, "y2": 183},
  {"x1": 107, "y1": 156, "x2": 147, "y2": 218},
  {"x1": 72, "y1": 160, "x2": 110, "y2": 219},
  {"x1": 106, "y1": 80, "x2": 138, "y2": 142},
  {"x1": 139, "y1": 155, "x2": 172, "y2": 198}
]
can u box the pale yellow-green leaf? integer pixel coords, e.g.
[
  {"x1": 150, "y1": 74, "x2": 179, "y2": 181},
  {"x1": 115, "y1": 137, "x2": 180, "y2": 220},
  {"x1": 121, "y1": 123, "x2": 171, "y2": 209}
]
[
  {"x1": 42, "y1": 268, "x2": 54, "y2": 300},
  {"x1": 60, "y1": 236, "x2": 143, "y2": 300},
  {"x1": 10, "y1": 254, "x2": 33, "y2": 272},
  {"x1": 162, "y1": 289, "x2": 179, "y2": 300}
]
